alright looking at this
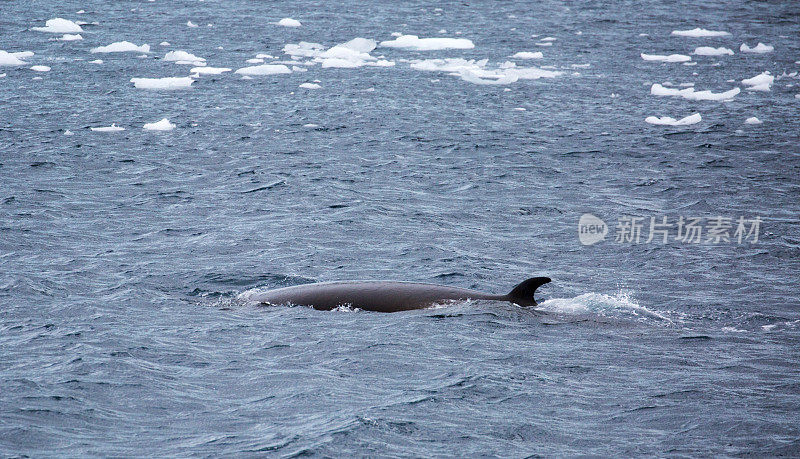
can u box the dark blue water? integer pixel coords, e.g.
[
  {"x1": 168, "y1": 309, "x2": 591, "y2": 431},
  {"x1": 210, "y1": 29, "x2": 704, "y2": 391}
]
[{"x1": 2, "y1": 0, "x2": 799, "y2": 455}]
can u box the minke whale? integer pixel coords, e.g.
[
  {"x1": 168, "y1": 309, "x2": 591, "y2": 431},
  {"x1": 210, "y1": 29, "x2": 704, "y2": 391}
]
[{"x1": 247, "y1": 277, "x2": 551, "y2": 313}]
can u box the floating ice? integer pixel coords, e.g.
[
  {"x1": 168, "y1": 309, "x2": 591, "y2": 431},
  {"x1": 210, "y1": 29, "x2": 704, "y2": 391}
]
[
  {"x1": 742, "y1": 71, "x2": 773, "y2": 91},
  {"x1": 64, "y1": 130, "x2": 73, "y2": 135},
  {"x1": 89, "y1": 59, "x2": 103, "y2": 64},
  {"x1": 277, "y1": 18, "x2": 301, "y2": 27},
  {"x1": 460, "y1": 70, "x2": 518, "y2": 85},
  {"x1": 246, "y1": 58, "x2": 264, "y2": 64},
  {"x1": 511, "y1": 51, "x2": 543, "y2": 59},
  {"x1": 671, "y1": 28, "x2": 730, "y2": 37},
  {"x1": 143, "y1": 118, "x2": 176, "y2": 131},
  {"x1": 187, "y1": 21, "x2": 198, "y2": 28},
  {"x1": 692, "y1": 46, "x2": 733, "y2": 56},
  {"x1": 130, "y1": 76, "x2": 194, "y2": 89},
  {"x1": 409, "y1": 58, "x2": 561, "y2": 85},
  {"x1": 540, "y1": 37, "x2": 557, "y2": 42},
  {"x1": 30, "y1": 65, "x2": 50, "y2": 72},
  {"x1": 379, "y1": 35, "x2": 474, "y2": 51},
  {"x1": 283, "y1": 38, "x2": 388, "y2": 68},
  {"x1": 0, "y1": 73, "x2": 6, "y2": 77},
  {"x1": 745, "y1": 117, "x2": 762, "y2": 124},
  {"x1": 59, "y1": 34, "x2": 83, "y2": 41},
  {"x1": 0, "y1": 50, "x2": 28, "y2": 66},
  {"x1": 740, "y1": 43, "x2": 773, "y2": 54},
  {"x1": 283, "y1": 41, "x2": 325, "y2": 58},
  {"x1": 234, "y1": 64, "x2": 291, "y2": 75},
  {"x1": 163, "y1": 50, "x2": 204, "y2": 63},
  {"x1": 256, "y1": 53, "x2": 274, "y2": 59},
  {"x1": 32, "y1": 18, "x2": 83, "y2": 33},
  {"x1": 535, "y1": 42, "x2": 553, "y2": 47},
  {"x1": 641, "y1": 53, "x2": 691, "y2": 62},
  {"x1": 299, "y1": 82, "x2": 321, "y2": 89},
  {"x1": 91, "y1": 124, "x2": 125, "y2": 132},
  {"x1": 91, "y1": 42, "x2": 150, "y2": 53},
  {"x1": 650, "y1": 83, "x2": 740, "y2": 101},
  {"x1": 190, "y1": 66, "x2": 230, "y2": 75},
  {"x1": 645, "y1": 113, "x2": 702, "y2": 126},
  {"x1": 160, "y1": 41, "x2": 170, "y2": 46}
]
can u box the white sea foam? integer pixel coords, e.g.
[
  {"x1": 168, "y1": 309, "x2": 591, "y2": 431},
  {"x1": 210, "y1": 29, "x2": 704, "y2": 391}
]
[
  {"x1": 650, "y1": 83, "x2": 740, "y2": 101},
  {"x1": 641, "y1": 53, "x2": 691, "y2": 62},
  {"x1": 538, "y1": 292, "x2": 672, "y2": 322},
  {"x1": 91, "y1": 124, "x2": 125, "y2": 132},
  {"x1": 130, "y1": 76, "x2": 194, "y2": 89},
  {"x1": 143, "y1": 118, "x2": 175, "y2": 131},
  {"x1": 234, "y1": 64, "x2": 292, "y2": 75},
  {"x1": 740, "y1": 42, "x2": 773, "y2": 54},
  {"x1": 379, "y1": 34, "x2": 474, "y2": 51},
  {"x1": 671, "y1": 28, "x2": 730, "y2": 37},
  {"x1": 277, "y1": 18, "x2": 301, "y2": 27},
  {"x1": 91, "y1": 42, "x2": 150, "y2": 53},
  {"x1": 32, "y1": 18, "x2": 83, "y2": 33},
  {"x1": 692, "y1": 46, "x2": 733, "y2": 56},
  {"x1": 511, "y1": 51, "x2": 543, "y2": 59},
  {"x1": 645, "y1": 113, "x2": 702, "y2": 126}
]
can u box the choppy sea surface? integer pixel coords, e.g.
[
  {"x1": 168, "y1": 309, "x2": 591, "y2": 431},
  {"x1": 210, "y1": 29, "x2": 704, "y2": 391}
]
[{"x1": 2, "y1": 0, "x2": 800, "y2": 456}]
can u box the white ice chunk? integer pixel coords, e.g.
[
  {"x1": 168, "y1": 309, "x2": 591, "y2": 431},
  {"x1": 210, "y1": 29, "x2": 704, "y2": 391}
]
[
  {"x1": 130, "y1": 76, "x2": 194, "y2": 89},
  {"x1": 299, "y1": 82, "x2": 321, "y2": 89},
  {"x1": 234, "y1": 64, "x2": 291, "y2": 75},
  {"x1": 645, "y1": 113, "x2": 702, "y2": 126},
  {"x1": 379, "y1": 34, "x2": 474, "y2": 50},
  {"x1": 283, "y1": 42, "x2": 325, "y2": 58},
  {"x1": 59, "y1": 34, "x2": 83, "y2": 41},
  {"x1": 641, "y1": 53, "x2": 691, "y2": 62},
  {"x1": 91, "y1": 124, "x2": 125, "y2": 132},
  {"x1": 0, "y1": 50, "x2": 28, "y2": 66},
  {"x1": 30, "y1": 65, "x2": 50, "y2": 72},
  {"x1": 277, "y1": 18, "x2": 302, "y2": 27},
  {"x1": 740, "y1": 43, "x2": 773, "y2": 54},
  {"x1": 91, "y1": 42, "x2": 150, "y2": 53},
  {"x1": 143, "y1": 118, "x2": 176, "y2": 130},
  {"x1": 744, "y1": 117, "x2": 762, "y2": 124},
  {"x1": 512, "y1": 51, "x2": 543, "y2": 59},
  {"x1": 650, "y1": 83, "x2": 740, "y2": 101},
  {"x1": 163, "y1": 50, "x2": 204, "y2": 63},
  {"x1": 671, "y1": 28, "x2": 730, "y2": 37},
  {"x1": 692, "y1": 46, "x2": 734, "y2": 56},
  {"x1": 32, "y1": 18, "x2": 83, "y2": 33},
  {"x1": 160, "y1": 41, "x2": 170, "y2": 46},
  {"x1": 89, "y1": 59, "x2": 103, "y2": 64},
  {"x1": 190, "y1": 66, "x2": 230, "y2": 75},
  {"x1": 742, "y1": 71, "x2": 773, "y2": 91},
  {"x1": 187, "y1": 21, "x2": 198, "y2": 28}
]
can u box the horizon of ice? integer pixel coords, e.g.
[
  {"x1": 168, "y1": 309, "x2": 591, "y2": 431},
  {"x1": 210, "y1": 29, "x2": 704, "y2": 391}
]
[
  {"x1": 91, "y1": 42, "x2": 150, "y2": 53},
  {"x1": 692, "y1": 46, "x2": 734, "y2": 56},
  {"x1": 190, "y1": 66, "x2": 231, "y2": 75},
  {"x1": 379, "y1": 35, "x2": 474, "y2": 51},
  {"x1": 745, "y1": 116, "x2": 762, "y2": 125},
  {"x1": 164, "y1": 50, "x2": 204, "y2": 63},
  {"x1": 234, "y1": 64, "x2": 292, "y2": 75},
  {"x1": 645, "y1": 113, "x2": 702, "y2": 126},
  {"x1": 671, "y1": 28, "x2": 730, "y2": 37},
  {"x1": 742, "y1": 71, "x2": 773, "y2": 91},
  {"x1": 0, "y1": 50, "x2": 28, "y2": 66},
  {"x1": 740, "y1": 43, "x2": 774, "y2": 54},
  {"x1": 91, "y1": 124, "x2": 125, "y2": 132},
  {"x1": 277, "y1": 18, "x2": 302, "y2": 27},
  {"x1": 641, "y1": 53, "x2": 692, "y2": 62},
  {"x1": 130, "y1": 76, "x2": 195, "y2": 89},
  {"x1": 59, "y1": 34, "x2": 83, "y2": 41},
  {"x1": 143, "y1": 118, "x2": 176, "y2": 131},
  {"x1": 511, "y1": 51, "x2": 543, "y2": 59},
  {"x1": 32, "y1": 18, "x2": 83, "y2": 33},
  {"x1": 650, "y1": 83, "x2": 740, "y2": 101}
]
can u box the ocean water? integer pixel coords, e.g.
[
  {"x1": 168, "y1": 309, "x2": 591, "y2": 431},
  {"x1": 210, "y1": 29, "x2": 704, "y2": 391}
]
[{"x1": 2, "y1": 0, "x2": 800, "y2": 455}]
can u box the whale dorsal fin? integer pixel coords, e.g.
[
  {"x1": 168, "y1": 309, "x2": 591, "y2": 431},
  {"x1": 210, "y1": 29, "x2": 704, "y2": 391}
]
[{"x1": 507, "y1": 277, "x2": 551, "y2": 306}]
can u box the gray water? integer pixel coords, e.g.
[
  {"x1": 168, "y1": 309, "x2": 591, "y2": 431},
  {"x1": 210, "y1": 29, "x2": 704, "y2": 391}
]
[{"x1": 1, "y1": 0, "x2": 799, "y2": 456}]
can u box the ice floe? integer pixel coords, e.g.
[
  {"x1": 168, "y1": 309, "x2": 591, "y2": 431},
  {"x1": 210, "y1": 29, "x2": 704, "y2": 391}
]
[
  {"x1": 671, "y1": 28, "x2": 730, "y2": 37},
  {"x1": 379, "y1": 35, "x2": 474, "y2": 51},
  {"x1": 0, "y1": 50, "x2": 28, "y2": 66},
  {"x1": 512, "y1": 51, "x2": 543, "y2": 59},
  {"x1": 91, "y1": 124, "x2": 125, "y2": 132},
  {"x1": 234, "y1": 64, "x2": 291, "y2": 75},
  {"x1": 30, "y1": 65, "x2": 50, "y2": 72},
  {"x1": 645, "y1": 113, "x2": 702, "y2": 126},
  {"x1": 143, "y1": 118, "x2": 175, "y2": 130},
  {"x1": 190, "y1": 66, "x2": 230, "y2": 75},
  {"x1": 282, "y1": 38, "x2": 391, "y2": 68},
  {"x1": 91, "y1": 42, "x2": 150, "y2": 53},
  {"x1": 32, "y1": 18, "x2": 83, "y2": 33},
  {"x1": 650, "y1": 83, "x2": 740, "y2": 101},
  {"x1": 187, "y1": 21, "x2": 198, "y2": 28},
  {"x1": 277, "y1": 18, "x2": 301, "y2": 27},
  {"x1": 692, "y1": 46, "x2": 733, "y2": 56},
  {"x1": 409, "y1": 58, "x2": 561, "y2": 85},
  {"x1": 163, "y1": 50, "x2": 204, "y2": 64},
  {"x1": 59, "y1": 34, "x2": 83, "y2": 41},
  {"x1": 299, "y1": 82, "x2": 321, "y2": 89},
  {"x1": 740, "y1": 43, "x2": 773, "y2": 54},
  {"x1": 745, "y1": 117, "x2": 762, "y2": 124},
  {"x1": 160, "y1": 41, "x2": 170, "y2": 46},
  {"x1": 742, "y1": 71, "x2": 773, "y2": 91},
  {"x1": 89, "y1": 59, "x2": 103, "y2": 64},
  {"x1": 641, "y1": 53, "x2": 691, "y2": 62},
  {"x1": 130, "y1": 76, "x2": 194, "y2": 89}
]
